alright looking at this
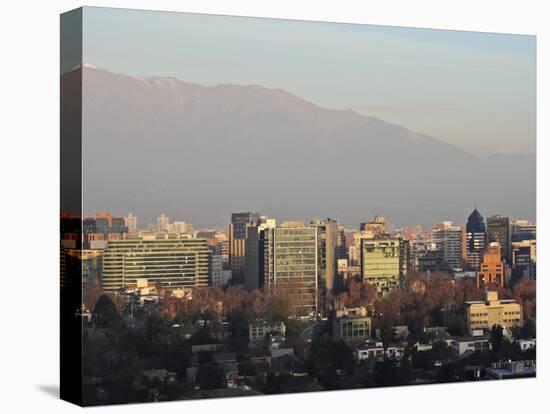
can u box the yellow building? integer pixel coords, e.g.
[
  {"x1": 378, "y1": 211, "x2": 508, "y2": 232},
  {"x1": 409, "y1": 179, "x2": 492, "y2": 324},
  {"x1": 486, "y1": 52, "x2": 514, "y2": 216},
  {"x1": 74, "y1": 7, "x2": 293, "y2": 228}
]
[
  {"x1": 465, "y1": 291, "x2": 522, "y2": 331},
  {"x1": 477, "y1": 242, "x2": 505, "y2": 287}
]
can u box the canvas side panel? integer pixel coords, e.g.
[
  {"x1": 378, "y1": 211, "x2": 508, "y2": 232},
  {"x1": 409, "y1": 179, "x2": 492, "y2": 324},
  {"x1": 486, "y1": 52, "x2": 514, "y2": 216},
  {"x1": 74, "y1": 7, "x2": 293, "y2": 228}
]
[{"x1": 60, "y1": 7, "x2": 84, "y2": 407}]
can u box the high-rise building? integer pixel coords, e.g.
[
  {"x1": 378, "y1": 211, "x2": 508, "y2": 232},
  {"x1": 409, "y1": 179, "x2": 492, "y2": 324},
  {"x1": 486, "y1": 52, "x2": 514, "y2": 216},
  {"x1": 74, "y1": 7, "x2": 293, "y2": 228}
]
[
  {"x1": 487, "y1": 215, "x2": 511, "y2": 264},
  {"x1": 244, "y1": 216, "x2": 276, "y2": 290},
  {"x1": 229, "y1": 212, "x2": 260, "y2": 285},
  {"x1": 196, "y1": 230, "x2": 230, "y2": 270},
  {"x1": 208, "y1": 246, "x2": 228, "y2": 287},
  {"x1": 512, "y1": 240, "x2": 536, "y2": 281},
  {"x1": 360, "y1": 236, "x2": 407, "y2": 296},
  {"x1": 124, "y1": 213, "x2": 138, "y2": 234},
  {"x1": 477, "y1": 242, "x2": 505, "y2": 288},
  {"x1": 432, "y1": 221, "x2": 465, "y2": 272},
  {"x1": 337, "y1": 225, "x2": 347, "y2": 262},
  {"x1": 417, "y1": 249, "x2": 445, "y2": 274},
  {"x1": 360, "y1": 215, "x2": 387, "y2": 237},
  {"x1": 310, "y1": 218, "x2": 339, "y2": 294},
  {"x1": 101, "y1": 233, "x2": 209, "y2": 291},
  {"x1": 81, "y1": 213, "x2": 128, "y2": 248},
  {"x1": 156, "y1": 213, "x2": 170, "y2": 233},
  {"x1": 465, "y1": 208, "x2": 486, "y2": 270},
  {"x1": 264, "y1": 222, "x2": 318, "y2": 315},
  {"x1": 346, "y1": 230, "x2": 362, "y2": 267},
  {"x1": 511, "y1": 220, "x2": 536, "y2": 242},
  {"x1": 403, "y1": 226, "x2": 430, "y2": 271},
  {"x1": 169, "y1": 221, "x2": 193, "y2": 234}
]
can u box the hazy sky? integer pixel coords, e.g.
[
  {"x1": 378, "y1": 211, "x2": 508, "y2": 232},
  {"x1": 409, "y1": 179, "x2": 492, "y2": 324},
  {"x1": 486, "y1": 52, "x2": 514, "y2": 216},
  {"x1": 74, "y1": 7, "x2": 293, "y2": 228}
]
[{"x1": 81, "y1": 6, "x2": 535, "y2": 156}]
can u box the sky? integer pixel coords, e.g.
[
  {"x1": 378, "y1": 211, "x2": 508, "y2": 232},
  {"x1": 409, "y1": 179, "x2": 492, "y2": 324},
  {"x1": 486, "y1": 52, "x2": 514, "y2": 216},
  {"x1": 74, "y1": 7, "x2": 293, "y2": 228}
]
[{"x1": 80, "y1": 6, "x2": 536, "y2": 157}]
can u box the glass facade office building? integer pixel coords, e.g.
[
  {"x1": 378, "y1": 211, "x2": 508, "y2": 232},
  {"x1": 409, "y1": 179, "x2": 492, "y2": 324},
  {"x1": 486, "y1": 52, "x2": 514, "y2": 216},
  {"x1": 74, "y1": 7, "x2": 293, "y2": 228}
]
[{"x1": 264, "y1": 224, "x2": 318, "y2": 315}]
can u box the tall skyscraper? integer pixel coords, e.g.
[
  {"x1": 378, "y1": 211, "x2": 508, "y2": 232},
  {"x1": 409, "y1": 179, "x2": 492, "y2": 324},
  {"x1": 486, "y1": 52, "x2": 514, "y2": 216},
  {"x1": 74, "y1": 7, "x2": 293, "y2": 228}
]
[
  {"x1": 264, "y1": 222, "x2": 318, "y2": 315},
  {"x1": 310, "y1": 218, "x2": 339, "y2": 294},
  {"x1": 124, "y1": 213, "x2": 138, "y2": 234},
  {"x1": 432, "y1": 221, "x2": 465, "y2": 271},
  {"x1": 477, "y1": 242, "x2": 505, "y2": 288},
  {"x1": 156, "y1": 213, "x2": 170, "y2": 233},
  {"x1": 229, "y1": 212, "x2": 260, "y2": 285},
  {"x1": 244, "y1": 216, "x2": 276, "y2": 290},
  {"x1": 487, "y1": 215, "x2": 511, "y2": 264},
  {"x1": 465, "y1": 208, "x2": 486, "y2": 270},
  {"x1": 360, "y1": 236, "x2": 407, "y2": 296},
  {"x1": 101, "y1": 233, "x2": 209, "y2": 291}
]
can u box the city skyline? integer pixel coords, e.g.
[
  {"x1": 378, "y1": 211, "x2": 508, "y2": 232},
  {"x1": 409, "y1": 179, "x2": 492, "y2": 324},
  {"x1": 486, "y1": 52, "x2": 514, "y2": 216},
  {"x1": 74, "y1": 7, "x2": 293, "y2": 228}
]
[
  {"x1": 61, "y1": 8, "x2": 537, "y2": 406},
  {"x1": 92, "y1": 206, "x2": 534, "y2": 233}
]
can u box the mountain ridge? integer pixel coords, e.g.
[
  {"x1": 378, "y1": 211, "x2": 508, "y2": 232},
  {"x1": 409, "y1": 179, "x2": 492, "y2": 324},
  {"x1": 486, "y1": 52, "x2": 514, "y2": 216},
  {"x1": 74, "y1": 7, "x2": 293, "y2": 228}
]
[{"x1": 64, "y1": 66, "x2": 535, "y2": 227}]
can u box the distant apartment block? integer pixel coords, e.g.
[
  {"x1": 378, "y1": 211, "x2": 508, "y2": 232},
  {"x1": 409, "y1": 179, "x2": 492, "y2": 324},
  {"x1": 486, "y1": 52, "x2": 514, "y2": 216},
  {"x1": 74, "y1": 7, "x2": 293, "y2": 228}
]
[
  {"x1": 124, "y1": 213, "x2": 138, "y2": 234},
  {"x1": 101, "y1": 233, "x2": 209, "y2": 291},
  {"x1": 431, "y1": 221, "x2": 465, "y2": 271}
]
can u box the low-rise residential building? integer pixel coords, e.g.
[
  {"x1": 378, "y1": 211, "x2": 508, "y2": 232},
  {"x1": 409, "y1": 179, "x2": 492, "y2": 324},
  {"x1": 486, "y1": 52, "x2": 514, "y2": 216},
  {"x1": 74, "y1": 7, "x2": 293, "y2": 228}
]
[
  {"x1": 516, "y1": 338, "x2": 536, "y2": 352},
  {"x1": 450, "y1": 335, "x2": 491, "y2": 356},
  {"x1": 355, "y1": 341, "x2": 406, "y2": 361},
  {"x1": 249, "y1": 321, "x2": 286, "y2": 342},
  {"x1": 486, "y1": 360, "x2": 536, "y2": 379},
  {"x1": 332, "y1": 307, "x2": 372, "y2": 343},
  {"x1": 140, "y1": 369, "x2": 177, "y2": 385},
  {"x1": 465, "y1": 291, "x2": 522, "y2": 332}
]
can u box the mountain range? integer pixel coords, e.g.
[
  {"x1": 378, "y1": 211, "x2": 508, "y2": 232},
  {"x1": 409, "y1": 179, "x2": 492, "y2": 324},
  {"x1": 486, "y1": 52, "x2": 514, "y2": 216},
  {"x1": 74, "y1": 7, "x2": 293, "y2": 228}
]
[{"x1": 66, "y1": 66, "x2": 535, "y2": 227}]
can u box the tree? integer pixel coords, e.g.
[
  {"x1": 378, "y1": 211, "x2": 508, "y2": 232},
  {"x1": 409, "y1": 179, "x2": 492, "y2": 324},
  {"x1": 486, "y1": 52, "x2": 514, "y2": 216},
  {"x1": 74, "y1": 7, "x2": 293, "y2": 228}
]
[
  {"x1": 490, "y1": 325, "x2": 504, "y2": 354},
  {"x1": 223, "y1": 285, "x2": 248, "y2": 316},
  {"x1": 196, "y1": 362, "x2": 226, "y2": 389},
  {"x1": 263, "y1": 290, "x2": 292, "y2": 322},
  {"x1": 373, "y1": 358, "x2": 399, "y2": 387},
  {"x1": 189, "y1": 325, "x2": 216, "y2": 345},
  {"x1": 93, "y1": 294, "x2": 122, "y2": 329},
  {"x1": 226, "y1": 309, "x2": 252, "y2": 353},
  {"x1": 513, "y1": 278, "x2": 536, "y2": 320},
  {"x1": 514, "y1": 318, "x2": 536, "y2": 339},
  {"x1": 84, "y1": 282, "x2": 103, "y2": 312},
  {"x1": 238, "y1": 360, "x2": 257, "y2": 377},
  {"x1": 306, "y1": 338, "x2": 355, "y2": 389}
]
